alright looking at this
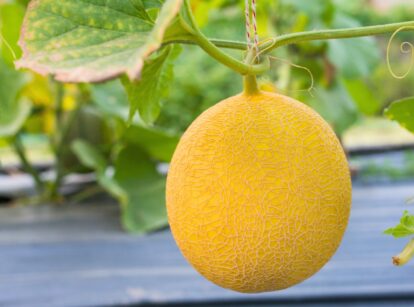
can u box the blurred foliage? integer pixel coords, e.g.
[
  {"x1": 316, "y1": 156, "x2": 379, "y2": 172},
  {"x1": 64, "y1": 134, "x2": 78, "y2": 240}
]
[
  {"x1": 355, "y1": 151, "x2": 414, "y2": 182},
  {"x1": 385, "y1": 97, "x2": 414, "y2": 133},
  {"x1": 1, "y1": 0, "x2": 414, "y2": 233},
  {"x1": 159, "y1": 0, "x2": 399, "y2": 136},
  {"x1": 385, "y1": 210, "x2": 414, "y2": 238},
  {"x1": 0, "y1": 56, "x2": 30, "y2": 137},
  {"x1": 176, "y1": 0, "x2": 414, "y2": 135},
  {"x1": 382, "y1": 96, "x2": 414, "y2": 246}
]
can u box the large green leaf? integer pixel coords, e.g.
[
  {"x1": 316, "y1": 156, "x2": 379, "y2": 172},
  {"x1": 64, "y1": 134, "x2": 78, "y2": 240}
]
[
  {"x1": 0, "y1": 57, "x2": 30, "y2": 137},
  {"x1": 90, "y1": 78, "x2": 180, "y2": 161},
  {"x1": 143, "y1": 0, "x2": 163, "y2": 9},
  {"x1": 384, "y1": 97, "x2": 414, "y2": 133},
  {"x1": 328, "y1": 14, "x2": 380, "y2": 79},
  {"x1": 122, "y1": 44, "x2": 181, "y2": 124},
  {"x1": 114, "y1": 145, "x2": 167, "y2": 233},
  {"x1": 71, "y1": 139, "x2": 107, "y2": 172},
  {"x1": 124, "y1": 125, "x2": 179, "y2": 162},
  {"x1": 343, "y1": 79, "x2": 381, "y2": 116},
  {"x1": 0, "y1": 2, "x2": 25, "y2": 65},
  {"x1": 16, "y1": 0, "x2": 183, "y2": 82}
]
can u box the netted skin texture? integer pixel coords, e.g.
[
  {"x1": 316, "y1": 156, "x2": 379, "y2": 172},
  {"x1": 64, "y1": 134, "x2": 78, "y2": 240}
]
[{"x1": 166, "y1": 91, "x2": 352, "y2": 293}]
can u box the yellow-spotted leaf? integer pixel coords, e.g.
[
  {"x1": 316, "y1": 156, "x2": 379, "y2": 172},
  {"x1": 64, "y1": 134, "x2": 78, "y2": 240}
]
[{"x1": 16, "y1": 0, "x2": 183, "y2": 82}]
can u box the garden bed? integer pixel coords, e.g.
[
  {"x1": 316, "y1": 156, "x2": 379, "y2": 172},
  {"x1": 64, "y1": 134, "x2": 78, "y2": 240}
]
[{"x1": 1, "y1": 181, "x2": 414, "y2": 307}]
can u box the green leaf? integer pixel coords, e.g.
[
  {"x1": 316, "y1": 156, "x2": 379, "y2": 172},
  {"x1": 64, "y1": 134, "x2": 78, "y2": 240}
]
[
  {"x1": 191, "y1": 0, "x2": 226, "y2": 27},
  {"x1": 98, "y1": 175, "x2": 128, "y2": 205},
  {"x1": 143, "y1": 0, "x2": 163, "y2": 9},
  {"x1": 286, "y1": 0, "x2": 335, "y2": 28},
  {"x1": 16, "y1": 0, "x2": 183, "y2": 82},
  {"x1": 0, "y1": 2, "x2": 25, "y2": 65},
  {"x1": 71, "y1": 139, "x2": 128, "y2": 203},
  {"x1": 123, "y1": 0, "x2": 155, "y2": 21},
  {"x1": 0, "y1": 98, "x2": 31, "y2": 137},
  {"x1": 287, "y1": 0, "x2": 332, "y2": 19},
  {"x1": 343, "y1": 79, "x2": 381, "y2": 116},
  {"x1": 384, "y1": 97, "x2": 414, "y2": 133},
  {"x1": 90, "y1": 79, "x2": 131, "y2": 122},
  {"x1": 90, "y1": 79, "x2": 180, "y2": 162},
  {"x1": 72, "y1": 140, "x2": 168, "y2": 233},
  {"x1": 71, "y1": 139, "x2": 107, "y2": 173},
  {"x1": 0, "y1": 57, "x2": 31, "y2": 137},
  {"x1": 328, "y1": 14, "x2": 380, "y2": 79},
  {"x1": 114, "y1": 145, "x2": 167, "y2": 233},
  {"x1": 384, "y1": 210, "x2": 414, "y2": 238},
  {"x1": 124, "y1": 125, "x2": 179, "y2": 162},
  {"x1": 308, "y1": 81, "x2": 359, "y2": 136},
  {"x1": 122, "y1": 44, "x2": 181, "y2": 124}
]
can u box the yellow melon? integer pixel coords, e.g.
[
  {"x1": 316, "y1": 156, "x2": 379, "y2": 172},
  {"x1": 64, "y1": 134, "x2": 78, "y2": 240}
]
[{"x1": 166, "y1": 90, "x2": 351, "y2": 293}]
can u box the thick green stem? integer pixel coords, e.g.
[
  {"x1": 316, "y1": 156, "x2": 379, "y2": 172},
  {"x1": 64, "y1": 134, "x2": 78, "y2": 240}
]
[
  {"x1": 13, "y1": 134, "x2": 44, "y2": 194},
  {"x1": 168, "y1": 21, "x2": 414, "y2": 54},
  {"x1": 260, "y1": 21, "x2": 414, "y2": 53},
  {"x1": 163, "y1": 38, "x2": 248, "y2": 50},
  {"x1": 206, "y1": 39, "x2": 248, "y2": 50},
  {"x1": 243, "y1": 75, "x2": 260, "y2": 96},
  {"x1": 393, "y1": 238, "x2": 414, "y2": 266},
  {"x1": 167, "y1": 21, "x2": 414, "y2": 53},
  {"x1": 182, "y1": 0, "x2": 268, "y2": 75},
  {"x1": 243, "y1": 49, "x2": 261, "y2": 95},
  {"x1": 192, "y1": 35, "x2": 268, "y2": 75}
]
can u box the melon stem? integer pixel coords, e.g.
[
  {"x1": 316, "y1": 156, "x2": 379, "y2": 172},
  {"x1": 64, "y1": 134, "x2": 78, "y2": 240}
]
[
  {"x1": 393, "y1": 238, "x2": 414, "y2": 266},
  {"x1": 243, "y1": 74, "x2": 260, "y2": 96},
  {"x1": 243, "y1": 48, "x2": 261, "y2": 96}
]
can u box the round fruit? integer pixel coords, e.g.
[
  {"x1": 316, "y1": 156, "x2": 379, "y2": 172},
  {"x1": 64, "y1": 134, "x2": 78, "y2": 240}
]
[{"x1": 166, "y1": 91, "x2": 351, "y2": 293}]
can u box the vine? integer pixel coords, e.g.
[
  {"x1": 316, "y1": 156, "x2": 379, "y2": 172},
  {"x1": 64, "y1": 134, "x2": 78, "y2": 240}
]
[
  {"x1": 181, "y1": 0, "x2": 268, "y2": 75},
  {"x1": 387, "y1": 26, "x2": 414, "y2": 79},
  {"x1": 172, "y1": 17, "x2": 414, "y2": 77}
]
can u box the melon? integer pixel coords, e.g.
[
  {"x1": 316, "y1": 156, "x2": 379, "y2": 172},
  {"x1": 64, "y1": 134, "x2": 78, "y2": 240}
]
[{"x1": 166, "y1": 90, "x2": 351, "y2": 293}]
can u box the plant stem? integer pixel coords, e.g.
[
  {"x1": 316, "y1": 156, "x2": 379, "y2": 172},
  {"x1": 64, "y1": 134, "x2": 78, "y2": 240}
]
[
  {"x1": 192, "y1": 35, "x2": 268, "y2": 75},
  {"x1": 163, "y1": 38, "x2": 248, "y2": 50},
  {"x1": 243, "y1": 49, "x2": 260, "y2": 95},
  {"x1": 243, "y1": 75, "x2": 260, "y2": 95},
  {"x1": 393, "y1": 238, "x2": 414, "y2": 266},
  {"x1": 48, "y1": 82, "x2": 66, "y2": 201},
  {"x1": 260, "y1": 21, "x2": 414, "y2": 53},
  {"x1": 175, "y1": 3, "x2": 414, "y2": 74},
  {"x1": 13, "y1": 134, "x2": 44, "y2": 194},
  {"x1": 167, "y1": 21, "x2": 414, "y2": 53},
  {"x1": 182, "y1": 0, "x2": 269, "y2": 75},
  {"x1": 49, "y1": 107, "x2": 80, "y2": 200}
]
